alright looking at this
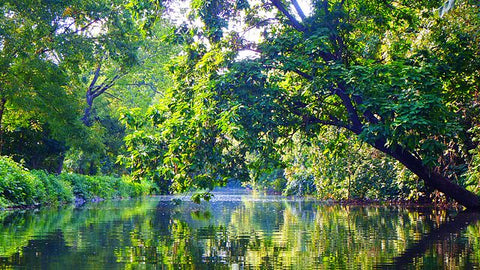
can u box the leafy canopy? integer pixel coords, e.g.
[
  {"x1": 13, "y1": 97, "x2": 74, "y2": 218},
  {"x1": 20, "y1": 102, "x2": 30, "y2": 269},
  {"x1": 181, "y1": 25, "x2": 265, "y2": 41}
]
[{"x1": 122, "y1": 0, "x2": 480, "y2": 202}]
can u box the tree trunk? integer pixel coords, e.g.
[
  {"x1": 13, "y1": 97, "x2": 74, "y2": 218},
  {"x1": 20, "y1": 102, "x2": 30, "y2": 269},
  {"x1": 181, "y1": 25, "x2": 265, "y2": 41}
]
[
  {"x1": 82, "y1": 93, "x2": 94, "y2": 127},
  {"x1": 372, "y1": 139, "x2": 480, "y2": 210},
  {"x1": 82, "y1": 63, "x2": 120, "y2": 127},
  {"x1": 56, "y1": 153, "x2": 65, "y2": 174},
  {"x1": 0, "y1": 98, "x2": 7, "y2": 155},
  {"x1": 333, "y1": 83, "x2": 480, "y2": 209},
  {"x1": 88, "y1": 160, "x2": 97, "y2": 175}
]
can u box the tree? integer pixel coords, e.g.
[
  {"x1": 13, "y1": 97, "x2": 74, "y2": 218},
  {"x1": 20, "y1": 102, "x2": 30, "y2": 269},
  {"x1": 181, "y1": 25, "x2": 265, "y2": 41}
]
[
  {"x1": 0, "y1": 0, "x2": 76, "y2": 153},
  {"x1": 0, "y1": 0, "x2": 163, "y2": 173},
  {"x1": 278, "y1": 127, "x2": 422, "y2": 200},
  {"x1": 124, "y1": 0, "x2": 480, "y2": 207},
  {"x1": 71, "y1": 15, "x2": 178, "y2": 175}
]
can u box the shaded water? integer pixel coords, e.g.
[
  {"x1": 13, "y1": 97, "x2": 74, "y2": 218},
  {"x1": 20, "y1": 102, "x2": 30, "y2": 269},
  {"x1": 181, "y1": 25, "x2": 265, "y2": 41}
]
[{"x1": 0, "y1": 191, "x2": 479, "y2": 269}]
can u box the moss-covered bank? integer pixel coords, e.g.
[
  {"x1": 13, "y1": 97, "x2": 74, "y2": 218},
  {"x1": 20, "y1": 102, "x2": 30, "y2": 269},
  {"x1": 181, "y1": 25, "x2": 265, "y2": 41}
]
[{"x1": 0, "y1": 156, "x2": 152, "y2": 209}]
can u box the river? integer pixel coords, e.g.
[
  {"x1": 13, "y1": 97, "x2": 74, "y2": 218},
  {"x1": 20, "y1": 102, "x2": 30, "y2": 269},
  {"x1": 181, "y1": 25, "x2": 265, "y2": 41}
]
[{"x1": 0, "y1": 190, "x2": 479, "y2": 269}]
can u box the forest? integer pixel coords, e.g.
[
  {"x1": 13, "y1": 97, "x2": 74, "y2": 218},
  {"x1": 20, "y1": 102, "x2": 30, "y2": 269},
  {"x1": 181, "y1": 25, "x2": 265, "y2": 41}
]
[{"x1": 0, "y1": 0, "x2": 479, "y2": 209}]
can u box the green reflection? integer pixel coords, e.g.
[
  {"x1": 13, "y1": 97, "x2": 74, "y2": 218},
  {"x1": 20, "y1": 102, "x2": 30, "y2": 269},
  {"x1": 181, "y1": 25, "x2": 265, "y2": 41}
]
[{"x1": 0, "y1": 195, "x2": 478, "y2": 269}]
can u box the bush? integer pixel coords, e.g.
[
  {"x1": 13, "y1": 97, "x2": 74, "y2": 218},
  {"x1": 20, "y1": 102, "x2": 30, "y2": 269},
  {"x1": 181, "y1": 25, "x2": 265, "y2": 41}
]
[
  {"x1": 0, "y1": 156, "x2": 151, "y2": 208},
  {"x1": 30, "y1": 170, "x2": 73, "y2": 205},
  {"x1": 0, "y1": 156, "x2": 43, "y2": 207},
  {"x1": 58, "y1": 173, "x2": 94, "y2": 200},
  {"x1": 59, "y1": 173, "x2": 151, "y2": 201}
]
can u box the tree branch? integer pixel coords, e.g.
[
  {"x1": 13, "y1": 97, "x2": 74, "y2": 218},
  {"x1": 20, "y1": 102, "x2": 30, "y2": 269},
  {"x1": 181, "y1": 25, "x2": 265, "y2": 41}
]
[
  {"x1": 270, "y1": 0, "x2": 307, "y2": 32},
  {"x1": 280, "y1": 68, "x2": 364, "y2": 134},
  {"x1": 333, "y1": 86, "x2": 363, "y2": 132},
  {"x1": 78, "y1": 18, "x2": 101, "y2": 33},
  {"x1": 284, "y1": 94, "x2": 358, "y2": 134},
  {"x1": 293, "y1": 69, "x2": 313, "y2": 80},
  {"x1": 291, "y1": 0, "x2": 306, "y2": 21},
  {"x1": 125, "y1": 82, "x2": 160, "y2": 94},
  {"x1": 352, "y1": 94, "x2": 380, "y2": 125},
  {"x1": 103, "y1": 91, "x2": 123, "y2": 101},
  {"x1": 88, "y1": 64, "x2": 102, "y2": 93},
  {"x1": 241, "y1": 18, "x2": 278, "y2": 36},
  {"x1": 304, "y1": 114, "x2": 361, "y2": 134},
  {"x1": 92, "y1": 74, "x2": 122, "y2": 98}
]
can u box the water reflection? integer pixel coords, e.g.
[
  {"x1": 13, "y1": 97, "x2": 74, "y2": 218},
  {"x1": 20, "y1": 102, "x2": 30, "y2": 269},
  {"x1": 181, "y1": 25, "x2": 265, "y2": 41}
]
[
  {"x1": 0, "y1": 193, "x2": 478, "y2": 269},
  {"x1": 379, "y1": 211, "x2": 480, "y2": 269}
]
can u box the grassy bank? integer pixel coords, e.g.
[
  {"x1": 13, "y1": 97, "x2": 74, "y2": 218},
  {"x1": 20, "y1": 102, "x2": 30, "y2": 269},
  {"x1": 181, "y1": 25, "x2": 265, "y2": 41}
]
[{"x1": 0, "y1": 156, "x2": 152, "y2": 209}]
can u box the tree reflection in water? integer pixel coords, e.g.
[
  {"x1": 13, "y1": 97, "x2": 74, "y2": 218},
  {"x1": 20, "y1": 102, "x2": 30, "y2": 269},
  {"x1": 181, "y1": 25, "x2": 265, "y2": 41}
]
[
  {"x1": 0, "y1": 195, "x2": 478, "y2": 269},
  {"x1": 379, "y1": 211, "x2": 480, "y2": 269}
]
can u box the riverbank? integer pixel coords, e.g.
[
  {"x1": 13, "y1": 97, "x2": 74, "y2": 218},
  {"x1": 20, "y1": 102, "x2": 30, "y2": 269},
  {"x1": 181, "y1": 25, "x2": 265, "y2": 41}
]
[
  {"x1": 251, "y1": 188, "x2": 462, "y2": 210},
  {"x1": 0, "y1": 156, "x2": 152, "y2": 209},
  {"x1": 333, "y1": 198, "x2": 462, "y2": 210}
]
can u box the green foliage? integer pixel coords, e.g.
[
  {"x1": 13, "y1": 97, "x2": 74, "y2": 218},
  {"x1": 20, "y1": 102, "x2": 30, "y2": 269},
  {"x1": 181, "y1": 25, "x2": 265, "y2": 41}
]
[
  {"x1": 0, "y1": 0, "x2": 171, "y2": 177},
  {"x1": 30, "y1": 170, "x2": 73, "y2": 205},
  {"x1": 1, "y1": 0, "x2": 478, "y2": 205},
  {"x1": 0, "y1": 156, "x2": 43, "y2": 207},
  {"x1": 248, "y1": 168, "x2": 287, "y2": 194},
  {"x1": 2, "y1": 125, "x2": 66, "y2": 173},
  {"x1": 68, "y1": 20, "x2": 179, "y2": 176},
  {"x1": 116, "y1": 0, "x2": 480, "y2": 205},
  {"x1": 250, "y1": 128, "x2": 424, "y2": 201},
  {"x1": 283, "y1": 172, "x2": 317, "y2": 196},
  {"x1": 0, "y1": 157, "x2": 150, "y2": 208},
  {"x1": 119, "y1": 49, "x2": 250, "y2": 194},
  {"x1": 59, "y1": 173, "x2": 151, "y2": 201},
  {"x1": 465, "y1": 126, "x2": 480, "y2": 193}
]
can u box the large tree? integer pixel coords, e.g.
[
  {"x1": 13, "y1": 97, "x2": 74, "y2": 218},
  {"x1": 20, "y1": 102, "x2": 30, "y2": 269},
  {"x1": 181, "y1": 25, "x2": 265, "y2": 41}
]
[
  {"x1": 0, "y1": 0, "x2": 163, "y2": 172},
  {"x1": 125, "y1": 0, "x2": 480, "y2": 207}
]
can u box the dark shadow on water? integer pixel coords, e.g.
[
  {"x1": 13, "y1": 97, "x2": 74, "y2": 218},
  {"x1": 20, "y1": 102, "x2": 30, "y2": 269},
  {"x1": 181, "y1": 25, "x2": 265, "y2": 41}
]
[{"x1": 377, "y1": 210, "x2": 480, "y2": 269}]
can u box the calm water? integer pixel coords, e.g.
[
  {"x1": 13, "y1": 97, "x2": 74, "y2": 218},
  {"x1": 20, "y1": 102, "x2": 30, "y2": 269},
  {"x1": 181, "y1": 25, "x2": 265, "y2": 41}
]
[{"x1": 0, "y1": 191, "x2": 479, "y2": 269}]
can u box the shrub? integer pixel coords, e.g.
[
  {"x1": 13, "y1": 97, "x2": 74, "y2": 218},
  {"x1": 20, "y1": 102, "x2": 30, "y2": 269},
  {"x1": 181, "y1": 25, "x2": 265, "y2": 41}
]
[
  {"x1": 59, "y1": 173, "x2": 94, "y2": 200},
  {"x1": 30, "y1": 170, "x2": 73, "y2": 205},
  {"x1": 60, "y1": 173, "x2": 152, "y2": 201},
  {"x1": 0, "y1": 156, "x2": 43, "y2": 207},
  {"x1": 0, "y1": 156, "x2": 150, "y2": 208}
]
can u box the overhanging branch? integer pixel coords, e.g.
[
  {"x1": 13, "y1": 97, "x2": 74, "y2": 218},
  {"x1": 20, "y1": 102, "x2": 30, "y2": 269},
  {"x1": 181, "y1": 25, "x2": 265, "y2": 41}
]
[
  {"x1": 352, "y1": 94, "x2": 380, "y2": 125},
  {"x1": 291, "y1": 0, "x2": 306, "y2": 21},
  {"x1": 270, "y1": 0, "x2": 307, "y2": 32},
  {"x1": 333, "y1": 86, "x2": 363, "y2": 131}
]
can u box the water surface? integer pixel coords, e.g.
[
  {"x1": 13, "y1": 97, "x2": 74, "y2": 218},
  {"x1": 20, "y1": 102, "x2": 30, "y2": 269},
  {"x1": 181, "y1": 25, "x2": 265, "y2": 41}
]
[{"x1": 0, "y1": 191, "x2": 479, "y2": 269}]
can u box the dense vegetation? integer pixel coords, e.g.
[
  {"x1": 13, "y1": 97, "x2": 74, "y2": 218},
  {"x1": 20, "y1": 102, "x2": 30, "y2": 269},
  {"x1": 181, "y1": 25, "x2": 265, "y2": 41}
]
[
  {"x1": 0, "y1": 0, "x2": 479, "y2": 208},
  {"x1": 0, "y1": 156, "x2": 151, "y2": 208}
]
